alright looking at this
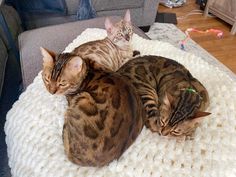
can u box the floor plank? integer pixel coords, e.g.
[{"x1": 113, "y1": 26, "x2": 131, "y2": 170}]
[{"x1": 158, "y1": 0, "x2": 236, "y2": 74}]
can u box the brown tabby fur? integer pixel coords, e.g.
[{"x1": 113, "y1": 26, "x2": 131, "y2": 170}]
[
  {"x1": 118, "y1": 55, "x2": 211, "y2": 137},
  {"x1": 41, "y1": 50, "x2": 144, "y2": 167},
  {"x1": 71, "y1": 10, "x2": 134, "y2": 72}
]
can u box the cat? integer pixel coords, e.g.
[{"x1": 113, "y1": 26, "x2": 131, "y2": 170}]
[
  {"x1": 41, "y1": 48, "x2": 144, "y2": 166},
  {"x1": 71, "y1": 9, "x2": 137, "y2": 72},
  {"x1": 117, "y1": 55, "x2": 211, "y2": 137}
]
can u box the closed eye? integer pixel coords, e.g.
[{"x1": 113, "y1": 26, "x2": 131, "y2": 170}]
[
  {"x1": 170, "y1": 130, "x2": 182, "y2": 136},
  {"x1": 117, "y1": 33, "x2": 122, "y2": 37},
  {"x1": 59, "y1": 83, "x2": 68, "y2": 87}
]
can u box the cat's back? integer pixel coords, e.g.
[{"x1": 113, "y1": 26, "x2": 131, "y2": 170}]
[
  {"x1": 119, "y1": 55, "x2": 184, "y2": 72},
  {"x1": 82, "y1": 71, "x2": 144, "y2": 123},
  {"x1": 118, "y1": 55, "x2": 190, "y2": 83},
  {"x1": 64, "y1": 71, "x2": 144, "y2": 167},
  {"x1": 74, "y1": 38, "x2": 113, "y2": 55},
  {"x1": 118, "y1": 55, "x2": 209, "y2": 111},
  {"x1": 73, "y1": 38, "x2": 121, "y2": 71}
]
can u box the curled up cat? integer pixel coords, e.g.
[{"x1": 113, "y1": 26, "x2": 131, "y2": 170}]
[
  {"x1": 39, "y1": 10, "x2": 144, "y2": 167},
  {"x1": 41, "y1": 48, "x2": 144, "y2": 167},
  {"x1": 118, "y1": 55, "x2": 211, "y2": 137}
]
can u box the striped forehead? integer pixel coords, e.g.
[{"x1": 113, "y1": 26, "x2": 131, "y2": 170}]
[
  {"x1": 51, "y1": 53, "x2": 72, "y2": 80},
  {"x1": 169, "y1": 91, "x2": 201, "y2": 126}
]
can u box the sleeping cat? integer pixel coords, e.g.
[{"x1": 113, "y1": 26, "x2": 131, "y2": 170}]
[
  {"x1": 71, "y1": 9, "x2": 136, "y2": 72},
  {"x1": 118, "y1": 55, "x2": 211, "y2": 137},
  {"x1": 41, "y1": 48, "x2": 144, "y2": 166}
]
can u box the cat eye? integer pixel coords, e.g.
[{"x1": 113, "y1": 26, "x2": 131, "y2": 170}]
[
  {"x1": 59, "y1": 83, "x2": 67, "y2": 87},
  {"x1": 170, "y1": 130, "x2": 181, "y2": 136}
]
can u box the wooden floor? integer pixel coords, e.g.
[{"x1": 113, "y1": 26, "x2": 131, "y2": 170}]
[{"x1": 158, "y1": 0, "x2": 236, "y2": 74}]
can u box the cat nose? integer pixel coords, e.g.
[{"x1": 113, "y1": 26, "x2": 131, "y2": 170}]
[
  {"x1": 49, "y1": 86, "x2": 57, "y2": 94},
  {"x1": 125, "y1": 35, "x2": 130, "y2": 41}
]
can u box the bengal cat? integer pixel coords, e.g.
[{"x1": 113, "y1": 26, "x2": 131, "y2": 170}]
[
  {"x1": 71, "y1": 9, "x2": 137, "y2": 72},
  {"x1": 118, "y1": 55, "x2": 211, "y2": 137},
  {"x1": 41, "y1": 48, "x2": 144, "y2": 166}
]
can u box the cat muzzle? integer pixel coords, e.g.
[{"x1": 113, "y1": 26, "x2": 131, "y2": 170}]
[
  {"x1": 160, "y1": 126, "x2": 171, "y2": 136},
  {"x1": 49, "y1": 86, "x2": 57, "y2": 94},
  {"x1": 125, "y1": 35, "x2": 130, "y2": 41}
]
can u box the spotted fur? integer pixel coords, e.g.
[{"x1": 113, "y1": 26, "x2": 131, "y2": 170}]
[
  {"x1": 41, "y1": 50, "x2": 144, "y2": 166},
  {"x1": 118, "y1": 55, "x2": 211, "y2": 137},
  {"x1": 72, "y1": 10, "x2": 135, "y2": 72}
]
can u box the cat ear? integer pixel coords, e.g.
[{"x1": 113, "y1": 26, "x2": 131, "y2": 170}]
[
  {"x1": 67, "y1": 56, "x2": 83, "y2": 75},
  {"x1": 124, "y1": 9, "x2": 131, "y2": 23},
  {"x1": 193, "y1": 111, "x2": 211, "y2": 119},
  {"x1": 105, "y1": 17, "x2": 113, "y2": 34},
  {"x1": 40, "y1": 47, "x2": 56, "y2": 66},
  {"x1": 185, "y1": 111, "x2": 211, "y2": 125}
]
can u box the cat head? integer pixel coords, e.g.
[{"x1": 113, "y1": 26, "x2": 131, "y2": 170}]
[
  {"x1": 159, "y1": 89, "x2": 211, "y2": 137},
  {"x1": 41, "y1": 47, "x2": 87, "y2": 95},
  {"x1": 105, "y1": 10, "x2": 133, "y2": 48}
]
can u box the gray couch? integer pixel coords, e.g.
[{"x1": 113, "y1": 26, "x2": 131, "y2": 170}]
[
  {"x1": 24, "y1": 0, "x2": 159, "y2": 29},
  {"x1": 0, "y1": 4, "x2": 22, "y2": 97}
]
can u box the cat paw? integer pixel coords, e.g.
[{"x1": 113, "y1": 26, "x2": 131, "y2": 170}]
[
  {"x1": 133, "y1": 50, "x2": 141, "y2": 57},
  {"x1": 145, "y1": 117, "x2": 162, "y2": 134}
]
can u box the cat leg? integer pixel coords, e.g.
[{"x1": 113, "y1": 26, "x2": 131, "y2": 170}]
[
  {"x1": 158, "y1": 92, "x2": 172, "y2": 128},
  {"x1": 121, "y1": 50, "x2": 140, "y2": 66},
  {"x1": 139, "y1": 88, "x2": 162, "y2": 133},
  {"x1": 133, "y1": 50, "x2": 141, "y2": 57}
]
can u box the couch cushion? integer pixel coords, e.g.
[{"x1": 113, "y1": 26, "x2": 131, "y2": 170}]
[
  {"x1": 93, "y1": 0, "x2": 144, "y2": 11},
  {"x1": 65, "y1": 0, "x2": 79, "y2": 15},
  {"x1": 65, "y1": 0, "x2": 144, "y2": 15},
  {"x1": 19, "y1": 16, "x2": 149, "y2": 89},
  {"x1": 0, "y1": 38, "x2": 8, "y2": 97},
  {"x1": 7, "y1": 28, "x2": 236, "y2": 177}
]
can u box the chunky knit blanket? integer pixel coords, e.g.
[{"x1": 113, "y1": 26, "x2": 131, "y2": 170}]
[{"x1": 5, "y1": 28, "x2": 236, "y2": 177}]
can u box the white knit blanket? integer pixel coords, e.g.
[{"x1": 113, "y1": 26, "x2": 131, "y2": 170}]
[{"x1": 5, "y1": 28, "x2": 236, "y2": 177}]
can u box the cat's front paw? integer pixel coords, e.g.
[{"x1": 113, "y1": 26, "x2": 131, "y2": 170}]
[
  {"x1": 133, "y1": 50, "x2": 141, "y2": 57},
  {"x1": 145, "y1": 117, "x2": 162, "y2": 134}
]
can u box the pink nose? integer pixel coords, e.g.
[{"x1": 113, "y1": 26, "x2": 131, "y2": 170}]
[
  {"x1": 125, "y1": 35, "x2": 130, "y2": 41},
  {"x1": 49, "y1": 86, "x2": 57, "y2": 94}
]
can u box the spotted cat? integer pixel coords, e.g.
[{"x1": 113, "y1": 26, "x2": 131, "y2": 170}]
[
  {"x1": 118, "y1": 55, "x2": 211, "y2": 137},
  {"x1": 71, "y1": 9, "x2": 137, "y2": 72},
  {"x1": 41, "y1": 48, "x2": 144, "y2": 166}
]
